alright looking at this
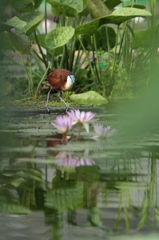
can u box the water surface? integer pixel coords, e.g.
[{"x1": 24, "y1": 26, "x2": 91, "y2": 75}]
[{"x1": 0, "y1": 101, "x2": 159, "y2": 240}]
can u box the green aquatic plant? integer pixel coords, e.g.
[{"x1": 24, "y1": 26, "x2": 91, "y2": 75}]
[{"x1": 0, "y1": 0, "x2": 152, "y2": 100}]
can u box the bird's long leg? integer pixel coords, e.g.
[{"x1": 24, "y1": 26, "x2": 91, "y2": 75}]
[
  {"x1": 45, "y1": 87, "x2": 52, "y2": 112},
  {"x1": 57, "y1": 92, "x2": 75, "y2": 111},
  {"x1": 57, "y1": 91, "x2": 70, "y2": 111}
]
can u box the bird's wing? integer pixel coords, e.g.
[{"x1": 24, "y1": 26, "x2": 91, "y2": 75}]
[
  {"x1": 47, "y1": 72, "x2": 63, "y2": 90},
  {"x1": 47, "y1": 69, "x2": 71, "y2": 91}
]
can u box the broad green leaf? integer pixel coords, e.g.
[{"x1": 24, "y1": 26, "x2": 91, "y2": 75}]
[
  {"x1": 126, "y1": 4, "x2": 146, "y2": 9},
  {"x1": 20, "y1": 11, "x2": 44, "y2": 35},
  {"x1": 45, "y1": 26, "x2": 75, "y2": 50},
  {"x1": 0, "y1": 16, "x2": 26, "y2": 32},
  {"x1": 105, "y1": 7, "x2": 151, "y2": 25},
  {"x1": 105, "y1": 0, "x2": 122, "y2": 10},
  {"x1": 100, "y1": 7, "x2": 152, "y2": 26},
  {"x1": 85, "y1": 0, "x2": 110, "y2": 19},
  {"x1": 75, "y1": 7, "x2": 151, "y2": 35},
  {"x1": 10, "y1": 0, "x2": 43, "y2": 13},
  {"x1": 49, "y1": 0, "x2": 83, "y2": 13},
  {"x1": 75, "y1": 18, "x2": 99, "y2": 35},
  {"x1": 8, "y1": 32, "x2": 31, "y2": 55},
  {"x1": 47, "y1": 0, "x2": 78, "y2": 17},
  {"x1": 31, "y1": 33, "x2": 63, "y2": 56},
  {"x1": 0, "y1": 32, "x2": 14, "y2": 51}
]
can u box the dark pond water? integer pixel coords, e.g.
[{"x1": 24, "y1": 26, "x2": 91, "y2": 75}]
[{"x1": 0, "y1": 100, "x2": 159, "y2": 240}]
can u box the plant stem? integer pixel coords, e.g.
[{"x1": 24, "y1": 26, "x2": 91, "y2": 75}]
[
  {"x1": 111, "y1": 25, "x2": 120, "y2": 78},
  {"x1": 34, "y1": 30, "x2": 48, "y2": 68},
  {"x1": 62, "y1": 133, "x2": 67, "y2": 143},
  {"x1": 77, "y1": 36, "x2": 95, "y2": 77},
  {"x1": 44, "y1": 0, "x2": 48, "y2": 63},
  {"x1": 34, "y1": 63, "x2": 51, "y2": 98},
  {"x1": 92, "y1": 35, "x2": 101, "y2": 85},
  {"x1": 76, "y1": 124, "x2": 82, "y2": 141}
]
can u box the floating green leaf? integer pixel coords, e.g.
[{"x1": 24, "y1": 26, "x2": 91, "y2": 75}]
[
  {"x1": 45, "y1": 26, "x2": 75, "y2": 50},
  {"x1": 70, "y1": 91, "x2": 108, "y2": 105},
  {"x1": 0, "y1": 16, "x2": 26, "y2": 32},
  {"x1": 47, "y1": 0, "x2": 78, "y2": 17},
  {"x1": 20, "y1": 11, "x2": 44, "y2": 35}
]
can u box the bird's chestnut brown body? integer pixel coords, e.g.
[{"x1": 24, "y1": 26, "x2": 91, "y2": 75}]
[
  {"x1": 47, "y1": 69, "x2": 73, "y2": 91},
  {"x1": 45, "y1": 68, "x2": 75, "y2": 111}
]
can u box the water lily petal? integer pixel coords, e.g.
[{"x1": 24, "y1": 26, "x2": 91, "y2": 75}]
[{"x1": 83, "y1": 123, "x2": 89, "y2": 133}]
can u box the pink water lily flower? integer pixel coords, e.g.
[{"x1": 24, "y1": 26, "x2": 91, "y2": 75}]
[
  {"x1": 51, "y1": 115, "x2": 74, "y2": 134},
  {"x1": 93, "y1": 124, "x2": 117, "y2": 139},
  {"x1": 67, "y1": 109, "x2": 96, "y2": 132},
  {"x1": 67, "y1": 109, "x2": 96, "y2": 140}
]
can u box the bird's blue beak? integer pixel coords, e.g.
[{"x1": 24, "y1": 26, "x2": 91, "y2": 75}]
[{"x1": 69, "y1": 75, "x2": 75, "y2": 83}]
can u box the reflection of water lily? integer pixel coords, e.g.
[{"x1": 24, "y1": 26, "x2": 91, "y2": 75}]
[
  {"x1": 55, "y1": 153, "x2": 95, "y2": 170},
  {"x1": 93, "y1": 124, "x2": 117, "y2": 138},
  {"x1": 56, "y1": 153, "x2": 77, "y2": 167},
  {"x1": 67, "y1": 110, "x2": 96, "y2": 140},
  {"x1": 75, "y1": 158, "x2": 95, "y2": 167}
]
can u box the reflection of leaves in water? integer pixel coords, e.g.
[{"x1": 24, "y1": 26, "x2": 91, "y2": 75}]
[
  {"x1": 88, "y1": 207, "x2": 103, "y2": 227},
  {"x1": 76, "y1": 165, "x2": 99, "y2": 182},
  {"x1": 0, "y1": 188, "x2": 30, "y2": 214},
  {"x1": 16, "y1": 166, "x2": 45, "y2": 210},
  {"x1": 45, "y1": 181, "x2": 84, "y2": 210},
  {"x1": 0, "y1": 160, "x2": 45, "y2": 211}
]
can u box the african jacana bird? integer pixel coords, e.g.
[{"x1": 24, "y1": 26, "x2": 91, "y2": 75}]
[{"x1": 45, "y1": 69, "x2": 75, "y2": 112}]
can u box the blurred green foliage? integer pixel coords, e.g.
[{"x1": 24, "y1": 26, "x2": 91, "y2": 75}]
[{"x1": 0, "y1": 0, "x2": 156, "y2": 101}]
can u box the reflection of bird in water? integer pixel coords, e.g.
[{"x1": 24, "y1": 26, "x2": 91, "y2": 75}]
[
  {"x1": 45, "y1": 69, "x2": 75, "y2": 112},
  {"x1": 47, "y1": 134, "x2": 71, "y2": 148}
]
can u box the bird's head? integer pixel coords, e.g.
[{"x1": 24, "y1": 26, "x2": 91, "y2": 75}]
[
  {"x1": 68, "y1": 74, "x2": 75, "y2": 83},
  {"x1": 65, "y1": 74, "x2": 75, "y2": 90}
]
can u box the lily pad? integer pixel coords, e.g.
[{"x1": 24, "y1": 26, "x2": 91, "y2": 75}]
[{"x1": 70, "y1": 91, "x2": 108, "y2": 105}]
